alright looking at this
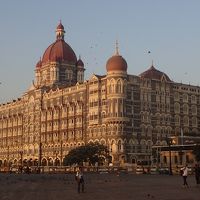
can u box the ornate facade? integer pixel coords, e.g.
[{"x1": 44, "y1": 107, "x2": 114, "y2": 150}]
[{"x1": 0, "y1": 22, "x2": 200, "y2": 168}]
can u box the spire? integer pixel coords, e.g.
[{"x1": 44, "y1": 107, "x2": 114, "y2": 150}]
[
  {"x1": 56, "y1": 21, "x2": 65, "y2": 40},
  {"x1": 149, "y1": 60, "x2": 156, "y2": 70},
  {"x1": 115, "y1": 40, "x2": 119, "y2": 55},
  {"x1": 151, "y1": 60, "x2": 154, "y2": 67}
]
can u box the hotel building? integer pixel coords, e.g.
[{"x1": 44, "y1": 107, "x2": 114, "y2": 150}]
[{"x1": 0, "y1": 22, "x2": 200, "y2": 167}]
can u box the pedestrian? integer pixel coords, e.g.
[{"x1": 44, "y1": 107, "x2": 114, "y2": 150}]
[
  {"x1": 181, "y1": 164, "x2": 189, "y2": 187},
  {"x1": 75, "y1": 167, "x2": 85, "y2": 193},
  {"x1": 194, "y1": 163, "x2": 200, "y2": 185}
]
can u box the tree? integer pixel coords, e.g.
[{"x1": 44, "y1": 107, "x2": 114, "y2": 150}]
[
  {"x1": 63, "y1": 143, "x2": 109, "y2": 166},
  {"x1": 192, "y1": 144, "x2": 200, "y2": 162}
]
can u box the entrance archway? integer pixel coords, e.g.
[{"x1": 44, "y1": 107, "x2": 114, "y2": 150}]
[
  {"x1": 54, "y1": 158, "x2": 60, "y2": 166},
  {"x1": 42, "y1": 158, "x2": 47, "y2": 166},
  {"x1": 48, "y1": 158, "x2": 53, "y2": 166}
]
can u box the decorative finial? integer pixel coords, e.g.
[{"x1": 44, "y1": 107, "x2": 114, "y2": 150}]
[
  {"x1": 115, "y1": 40, "x2": 119, "y2": 55},
  {"x1": 152, "y1": 60, "x2": 154, "y2": 66},
  {"x1": 79, "y1": 55, "x2": 81, "y2": 60},
  {"x1": 56, "y1": 21, "x2": 65, "y2": 40}
]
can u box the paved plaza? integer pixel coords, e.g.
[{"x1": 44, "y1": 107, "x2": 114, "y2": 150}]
[{"x1": 0, "y1": 173, "x2": 199, "y2": 200}]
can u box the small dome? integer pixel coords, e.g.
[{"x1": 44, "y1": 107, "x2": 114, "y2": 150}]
[
  {"x1": 106, "y1": 54, "x2": 127, "y2": 72},
  {"x1": 76, "y1": 58, "x2": 84, "y2": 67},
  {"x1": 139, "y1": 65, "x2": 171, "y2": 81},
  {"x1": 57, "y1": 21, "x2": 64, "y2": 30},
  {"x1": 36, "y1": 59, "x2": 42, "y2": 68}
]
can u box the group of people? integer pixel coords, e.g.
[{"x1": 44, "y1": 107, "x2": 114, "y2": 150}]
[
  {"x1": 181, "y1": 163, "x2": 200, "y2": 187},
  {"x1": 75, "y1": 164, "x2": 200, "y2": 193}
]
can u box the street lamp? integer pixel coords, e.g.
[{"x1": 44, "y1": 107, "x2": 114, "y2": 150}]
[
  {"x1": 54, "y1": 150, "x2": 59, "y2": 166},
  {"x1": 39, "y1": 142, "x2": 42, "y2": 166},
  {"x1": 165, "y1": 136, "x2": 173, "y2": 175},
  {"x1": 60, "y1": 140, "x2": 63, "y2": 166},
  {"x1": 7, "y1": 145, "x2": 10, "y2": 168},
  {"x1": 19, "y1": 150, "x2": 23, "y2": 167}
]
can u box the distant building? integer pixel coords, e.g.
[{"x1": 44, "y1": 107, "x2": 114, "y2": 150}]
[
  {"x1": 153, "y1": 135, "x2": 200, "y2": 170},
  {"x1": 0, "y1": 22, "x2": 200, "y2": 167}
]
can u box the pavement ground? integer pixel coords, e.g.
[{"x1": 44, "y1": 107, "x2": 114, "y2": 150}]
[{"x1": 0, "y1": 173, "x2": 200, "y2": 200}]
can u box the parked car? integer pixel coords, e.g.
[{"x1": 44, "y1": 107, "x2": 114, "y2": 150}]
[
  {"x1": 10, "y1": 166, "x2": 19, "y2": 173},
  {"x1": 158, "y1": 167, "x2": 169, "y2": 174},
  {"x1": 136, "y1": 166, "x2": 145, "y2": 174},
  {"x1": 150, "y1": 167, "x2": 159, "y2": 175},
  {"x1": 98, "y1": 167, "x2": 109, "y2": 174}
]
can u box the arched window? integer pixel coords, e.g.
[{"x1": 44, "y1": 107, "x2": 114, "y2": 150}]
[
  {"x1": 174, "y1": 103, "x2": 180, "y2": 113},
  {"x1": 182, "y1": 93, "x2": 188, "y2": 103},
  {"x1": 192, "y1": 117, "x2": 197, "y2": 127},
  {"x1": 174, "y1": 92, "x2": 179, "y2": 101},
  {"x1": 191, "y1": 95, "x2": 196, "y2": 104},
  {"x1": 116, "y1": 80, "x2": 122, "y2": 93},
  {"x1": 109, "y1": 84, "x2": 112, "y2": 94},
  {"x1": 174, "y1": 127, "x2": 180, "y2": 135},
  {"x1": 175, "y1": 115, "x2": 180, "y2": 125},
  {"x1": 183, "y1": 104, "x2": 188, "y2": 114},
  {"x1": 191, "y1": 105, "x2": 197, "y2": 115},
  {"x1": 102, "y1": 112, "x2": 106, "y2": 118},
  {"x1": 183, "y1": 127, "x2": 189, "y2": 134},
  {"x1": 183, "y1": 116, "x2": 189, "y2": 126},
  {"x1": 156, "y1": 114, "x2": 160, "y2": 124},
  {"x1": 118, "y1": 140, "x2": 122, "y2": 152}
]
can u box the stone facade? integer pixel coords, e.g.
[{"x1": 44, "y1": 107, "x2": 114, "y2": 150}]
[{"x1": 0, "y1": 22, "x2": 200, "y2": 167}]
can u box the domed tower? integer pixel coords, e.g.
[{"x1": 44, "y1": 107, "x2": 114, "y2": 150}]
[
  {"x1": 35, "y1": 58, "x2": 42, "y2": 86},
  {"x1": 106, "y1": 41, "x2": 128, "y2": 164},
  {"x1": 34, "y1": 22, "x2": 83, "y2": 88},
  {"x1": 106, "y1": 41, "x2": 127, "y2": 76},
  {"x1": 76, "y1": 55, "x2": 85, "y2": 83},
  {"x1": 139, "y1": 64, "x2": 171, "y2": 81}
]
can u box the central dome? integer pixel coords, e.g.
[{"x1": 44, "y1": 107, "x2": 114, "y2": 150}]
[
  {"x1": 42, "y1": 40, "x2": 77, "y2": 64},
  {"x1": 41, "y1": 22, "x2": 77, "y2": 64}
]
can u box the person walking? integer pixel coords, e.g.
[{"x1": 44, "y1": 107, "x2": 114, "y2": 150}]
[
  {"x1": 75, "y1": 167, "x2": 85, "y2": 193},
  {"x1": 181, "y1": 164, "x2": 189, "y2": 187},
  {"x1": 194, "y1": 163, "x2": 200, "y2": 185}
]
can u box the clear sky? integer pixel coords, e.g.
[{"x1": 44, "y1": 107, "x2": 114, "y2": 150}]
[{"x1": 0, "y1": 0, "x2": 200, "y2": 103}]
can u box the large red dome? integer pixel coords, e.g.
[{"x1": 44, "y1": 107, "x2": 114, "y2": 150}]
[
  {"x1": 41, "y1": 22, "x2": 77, "y2": 64},
  {"x1": 42, "y1": 39, "x2": 77, "y2": 64}
]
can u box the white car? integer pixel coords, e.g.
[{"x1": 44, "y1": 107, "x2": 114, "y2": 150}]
[
  {"x1": 98, "y1": 168, "x2": 109, "y2": 174},
  {"x1": 136, "y1": 166, "x2": 144, "y2": 174}
]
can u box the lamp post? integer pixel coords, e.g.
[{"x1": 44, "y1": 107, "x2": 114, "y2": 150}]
[
  {"x1": 7, "y1": 145, "x2": 9, "y2": 168},
  {"x1": 19, "y1": 150, "x2": 23, "y2": 167},
  {"x1": 60, "y1": 140, "x2": 63, "y2": 166},
  {"x1": 39, "y1": 142, "x2": 42, "y2": 166},
  {"x1": 166, "y1": 136, "x2": 173, "y2": 175},
  {"x1": 54, "y1": 150, "x2": 59, "y2": 166}
]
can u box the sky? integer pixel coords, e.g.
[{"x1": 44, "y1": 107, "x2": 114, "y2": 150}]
[{"x1": 0, "y1": 0, "x2": 200, "y2": 103}]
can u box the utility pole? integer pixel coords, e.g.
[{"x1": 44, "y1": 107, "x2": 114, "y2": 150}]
[
  {"x1": 61, "y1": 140, "x2": 63, "y2": 166},
  {"x1": 166, "y1": 136, "x2": 173, "y2": 175},
  {"x1": 39, "y1": 142, "x2": 42, "y2": 166},
  {"x1": 19, "y1": 150, "x2": 23, "y2": 166}
]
